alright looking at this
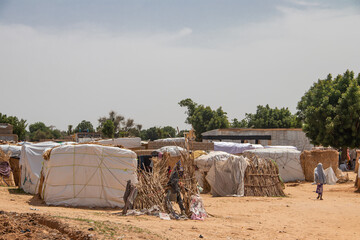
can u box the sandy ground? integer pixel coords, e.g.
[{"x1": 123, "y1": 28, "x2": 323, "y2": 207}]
[{"x1": 1, "y1": 172, "x2": 359, "y2": 240}]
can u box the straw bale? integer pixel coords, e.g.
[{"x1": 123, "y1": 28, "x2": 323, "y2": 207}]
[
  {"x1": 300, "y1": 149, "x2": 339, "y2": 182},
  {"x1": 355, "y1": 150, "x2": 360, "y2": 173},
  {"x1": 9, "y1": 157, "x2": 20, "y2": 186}
]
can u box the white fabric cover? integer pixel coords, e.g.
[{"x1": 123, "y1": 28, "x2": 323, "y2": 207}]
[
  {"x1": 214, "y1": 142, "x2": 264, "y2": 154},
  {"x1": 41, "y1": 144, "x2": 137, "y2": 207},
  {"x1": 206, "y1": 155, "x2": 249, "y2": 197},
  {"x1": 245, "y1": 148, "x2": 305, "y2": 182},
  {"x1": 154, "y1": 137, "x2": 185, "y2": 143},
  {"x1": 195, "y1": 151, "x2": 231, "y2": 172},
  {"x1": 0, "y1": 145, "x2": 22, "y2": 158},
  {"x1": 158, "y1": 146, "x2": 186, "y2": 157},
  {"x1": 324, "y1": 167, "x2": 338, "y2": 185},
  {"x1": 20, "y1": 142, "x2": 60, "y2": 194},
  {"x1": 96, "y1": 137, "x2": 141, "y2": 148},
  {"x1": 264, "y1": 145, "x2": 298, "y2": 150}
]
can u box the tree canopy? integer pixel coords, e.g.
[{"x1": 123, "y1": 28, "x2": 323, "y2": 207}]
[
  {"x1": 0, "y1": 113, "x2": 27, "y2": 140},
  {"x1": 101, "y1": 120, "x2": 115, "y2": 138},
  {"x1": 74, "y1": 120, "x2": 95, "y2": 133},
  {"x1": 236, "y1": 104, "x2": 301, "y2": 128},
  {"x1": 28, "y1": 122, "x2": 62, "y2": 141},
  {"x1": 297, "y1": 70, "x2": 360, "y2": 150},
  {"x1": 179, "y1": 98, "x2": 229, "y2": 141}
]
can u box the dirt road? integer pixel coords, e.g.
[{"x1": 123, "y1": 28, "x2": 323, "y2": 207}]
[{"x1": 1, "y1": 172, "x2": 359, "y2": 239}]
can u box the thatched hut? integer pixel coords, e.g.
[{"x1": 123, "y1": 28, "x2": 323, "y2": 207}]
[{"x1": 204, "y1": 152, "x2": 285, "y2": 197}]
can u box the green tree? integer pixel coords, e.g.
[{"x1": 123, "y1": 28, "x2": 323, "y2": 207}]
[
  {"x1": 98, "y1": 111, "x2": 124, "y2": 134},
  {"x1": 0, "y1": 113, "x2": 27, "y2": 140},
  {"x1": 67, "y1": 125, "x2": 73, "y2": 135},
  {"x1": 231, "y1": 118, "x2": 248, "y2": 128},
  {"x1": 161, "y1": 126, "x2": 176, "y2": 138},
  {"x1": 102, "y1": 120, "x2": 115, "y2": 138},
  {"x1": 74, "y1": 120, "x2": 95, "y2": 133},
  {"x1": 179, "y1": 98, "x2": 230, "y2": 141},
  {"x1": 28, "y1": 122, "x2": 62, "y2": 141},
  {"x1": 244, "y1": 104, "x2": 301, "y2": 128},
  {"x1": 297, "y1": 70, "x2": 360, "y2": 160}
]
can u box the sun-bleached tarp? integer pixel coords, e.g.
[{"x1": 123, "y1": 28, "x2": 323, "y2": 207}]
[
  {"x1": 158, "y1": 146, "x2": 186, "y2": 157},
  {"x1": 40, "y1": 144, "x2": 137, "y2": 208},
  {"x1": 324, "y1": 167, "x2": 338, "y2": 185},
  {"x1": 20, "y1": 142, "x2": 60, "y2": 194},
  {"x1": 206, "y1": 154, "x2": 248, "y2": 197},
  {"x1": 214, "y1": 142, "x2": 264, "y2": 154},
  {"x1": 154, "y1": 137, "x2": 185, "y2": 143},
  {"x1": 0, "y1": 145, "x2": 22, "y2": 158},
  {"x1": 96, "y1": 137, "x2": 141, "y2": 148},
  {"x1": 195, "y1": 151, "x2": 231, "y2": 172},
  {"x1": 245, "y1": 148, "x2": 305, "y2": 182}
]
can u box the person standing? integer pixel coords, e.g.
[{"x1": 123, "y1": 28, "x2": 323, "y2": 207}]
[{"x1": 314, "y1": 163, "x2": 326, "y2": 200}]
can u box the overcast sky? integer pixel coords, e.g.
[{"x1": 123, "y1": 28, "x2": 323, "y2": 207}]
[{"x1": 1, "y1": 0, "x2": 360, "y2": 131}]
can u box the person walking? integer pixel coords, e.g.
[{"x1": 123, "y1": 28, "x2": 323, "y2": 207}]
[{"x1": 314, "y1": 163, "x2": 326, "y2": 200}]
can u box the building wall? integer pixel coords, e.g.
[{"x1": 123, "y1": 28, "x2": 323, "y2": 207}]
[{"x1": 202, "y1": 128, "x2": 313, "y2": 151}]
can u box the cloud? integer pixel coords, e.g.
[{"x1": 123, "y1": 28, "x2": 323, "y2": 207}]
[{"x1": 1, "y1": 4, "x2": 360, "y2": 130}]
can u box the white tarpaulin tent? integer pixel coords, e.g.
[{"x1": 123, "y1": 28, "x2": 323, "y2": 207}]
[
  {"x1": 324, "y1": 167, "x2": 338, "y2": 185},
  {"x1": 157, "y1": 146, "x2": 186, "y2": 157},
  {"x1": 205, "y1": 154, "x2": 249, "y2": 197},
  {"x1": 195, "y1": 151, "x2": 232, "y2": 172},
  {"x1": 40, "y1": 144, "x2": 137, "y2": 207},
  {"x1": 0, "y1": 145, "x2": 22, "y2": 158},
  {"x1": 245, "y1": 148, "x2": 305, "y2": 182},
  {"x1": 20, "y1": 142, "x2": 60, "y2": 194},
  {"x1": 214, "y1": 142, "x2": 264, "y2": 154},
  {"x1": 96, "y1": 137, "x2": 141, "y2": 148}
]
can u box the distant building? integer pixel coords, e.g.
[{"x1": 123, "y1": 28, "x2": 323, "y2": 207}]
[
  {"x1": 0, "y1": 123, "x2": 18, "y2": 142},
  {"x1": 202, "y1": 128, "x2": 313, "y2": 151},
  {"x1": 75, "y1": 132, "x2": 102, "y2": 143}
]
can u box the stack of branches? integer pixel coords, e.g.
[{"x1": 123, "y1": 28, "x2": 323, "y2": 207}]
[
  {"x1": 242, "y1": 152, "x2": 285, "y2": 197},
  {"x1": 134, "y1": 144, "x2": 199, "y2": 218},
  {"x1": 0, "y1": 149, "x2": 16, "y2": 187},
  {"x1": 133, "y1": 153, "x2": 168, "y2": 212}
]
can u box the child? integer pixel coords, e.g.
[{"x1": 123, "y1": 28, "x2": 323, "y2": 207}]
[{"x1": 314, "y1": 163, "x2": 326, "y2": 200}]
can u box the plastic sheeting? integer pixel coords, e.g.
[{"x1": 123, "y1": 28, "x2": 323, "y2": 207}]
[
  {"x1": 214, "y1": 142, "x2": 264, "y2": 154},
  {"x1": 154, "y1": 138, "x2": 185, "y2": 143},
  {"x1": 206, "y1": 154, "x2": 248, "y2": 197},
  {"x1": 0, "y1": 145, "x2": 21, "y2": 158},
  {"x1": 157, "y1": 146, "x2": 186, "y2": 157},
  {"x1": 20, "y1": 142, "x2": 60, "y2": 194},
  {"x1": 264, "y1": 146, "x2": 298, "y2": 150},
  {"x1": 40, "y1": 144, "x2": 138, "y2": 208},
  {"x1": 245, "y1": 148, "x2": 305, "y2": 182},
  {"x1": 195, "y1": 151, "x2": 231, "y2": 172},
  {"x1": 96, "y1": 137, "x2": 141, "y2": 148},
  {"x1": 324, "y1": 167, "x2": 338, "y2": 185}
]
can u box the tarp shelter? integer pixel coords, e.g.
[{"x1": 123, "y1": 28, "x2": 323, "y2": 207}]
[
  {"x1": 264, "y1": 146, "x2": 298, "y2": 150},
  {"x1": 206, "y1": 154, "x2": 249, "y2": 197},
  {"x1": 96, "y1": 137, "x2": 141, "y2": 149},
  {"x1": 20, "y1": 142, "x2": 60, "y2": 194},
  {"x1": 245, "y1": 148, "x2": 305, "y2": 182},
  {"x1": 0, "y1": 145, "x2": 22, "y2": 158},
  {"x1": 324, "y1": 167, "x2": 338, "y2": 185},
  {"x1": 40, "y1": 144, "x2": 137, "y2": 207},
  {"x1": 214, "y1": 142, "x2": 263, "y2": 154},
  {"x1": 195, "y1": 151, "x2": 232, "y2": 172}
]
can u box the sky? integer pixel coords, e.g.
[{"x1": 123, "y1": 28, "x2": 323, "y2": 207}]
[{"x1": 1, "y1": 0, "x2": 360, "y2": 131}]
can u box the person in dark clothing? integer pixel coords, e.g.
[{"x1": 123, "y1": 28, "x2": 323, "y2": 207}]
[{"x1": 166, "y1": 163, "x2": 186, "y2": 217}]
